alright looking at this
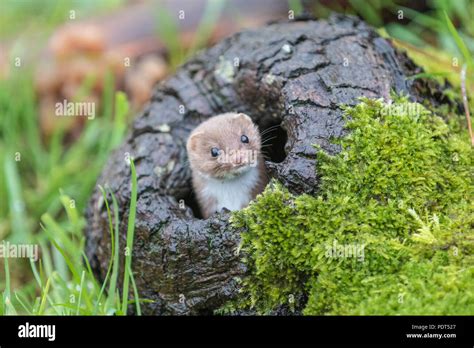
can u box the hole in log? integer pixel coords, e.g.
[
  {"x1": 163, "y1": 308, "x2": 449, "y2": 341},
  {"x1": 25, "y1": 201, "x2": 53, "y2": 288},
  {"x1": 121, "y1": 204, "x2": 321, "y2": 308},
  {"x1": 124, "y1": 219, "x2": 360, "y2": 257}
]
[
  {"x1": 181, "y1": 188, "x2": 203, "y2": 219},
  {"x1": 260, "y1": 121, "x2": 287, "y2": 164}
]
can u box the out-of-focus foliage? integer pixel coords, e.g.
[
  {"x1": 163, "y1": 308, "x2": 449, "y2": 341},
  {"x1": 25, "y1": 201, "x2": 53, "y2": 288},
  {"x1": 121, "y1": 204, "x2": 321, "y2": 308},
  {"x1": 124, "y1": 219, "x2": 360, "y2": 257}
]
[{"x1": 0, "y1": 0, "x2": 123, "y2": 39}]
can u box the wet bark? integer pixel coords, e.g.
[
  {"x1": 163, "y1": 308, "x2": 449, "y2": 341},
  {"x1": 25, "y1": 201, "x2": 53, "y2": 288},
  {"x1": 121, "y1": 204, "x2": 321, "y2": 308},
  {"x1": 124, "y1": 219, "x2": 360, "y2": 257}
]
[{"x1": 85, "y1": 14, "x2": 453, "y2": 315}]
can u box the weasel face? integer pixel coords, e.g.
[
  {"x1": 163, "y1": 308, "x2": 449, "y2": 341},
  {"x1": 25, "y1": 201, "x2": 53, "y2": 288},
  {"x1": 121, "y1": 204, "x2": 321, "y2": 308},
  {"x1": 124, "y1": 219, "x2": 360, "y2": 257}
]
[{"x1": 187, "y1": 113, "x2": 262, "y2": 180}]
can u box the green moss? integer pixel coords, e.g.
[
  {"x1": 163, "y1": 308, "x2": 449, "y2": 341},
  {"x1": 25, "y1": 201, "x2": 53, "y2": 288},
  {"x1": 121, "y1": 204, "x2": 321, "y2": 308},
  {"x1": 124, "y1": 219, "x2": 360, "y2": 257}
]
[{"x1": 230, "y1": 96, "x2": 474, "y2": 315}]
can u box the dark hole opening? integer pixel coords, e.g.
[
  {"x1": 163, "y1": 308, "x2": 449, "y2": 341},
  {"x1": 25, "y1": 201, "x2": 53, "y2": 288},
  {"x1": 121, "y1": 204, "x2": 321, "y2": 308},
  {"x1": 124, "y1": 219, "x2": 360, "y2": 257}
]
[
  {"x1": 258, "y1": 120, "x2": 288, "y2": 164},
  {"x1": 181, "y1": 186, "x2": 203, "y2": 219}
]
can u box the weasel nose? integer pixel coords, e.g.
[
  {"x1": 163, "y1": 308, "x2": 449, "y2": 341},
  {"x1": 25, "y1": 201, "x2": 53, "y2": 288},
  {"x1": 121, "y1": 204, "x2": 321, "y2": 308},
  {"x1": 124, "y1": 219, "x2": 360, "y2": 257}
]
[
  {"x1": 234, "y1": 152, "x2": 243, "y2": 164},
  {"x1": 232, "y1": 151, "x2": 246, "y2": 166}
]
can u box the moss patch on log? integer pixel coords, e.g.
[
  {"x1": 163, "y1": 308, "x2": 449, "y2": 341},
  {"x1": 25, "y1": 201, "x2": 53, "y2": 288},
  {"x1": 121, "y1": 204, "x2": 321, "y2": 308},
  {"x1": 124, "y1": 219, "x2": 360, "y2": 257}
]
[{"x1": 229, "y1": 96, "x2": 473, "y2": 315}]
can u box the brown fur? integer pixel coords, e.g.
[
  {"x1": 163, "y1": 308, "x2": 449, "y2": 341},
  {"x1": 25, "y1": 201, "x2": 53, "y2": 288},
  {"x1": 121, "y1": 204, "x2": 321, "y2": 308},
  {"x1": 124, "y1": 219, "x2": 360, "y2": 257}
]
[{"x1": 186, "y1": 113, "x2": 268, "y2": 218}]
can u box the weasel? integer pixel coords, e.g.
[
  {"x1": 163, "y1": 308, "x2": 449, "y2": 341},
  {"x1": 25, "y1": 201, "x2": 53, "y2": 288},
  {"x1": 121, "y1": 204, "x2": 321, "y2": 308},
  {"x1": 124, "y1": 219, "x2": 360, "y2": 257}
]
[{"x1": 186, "y1": 112, "x2": 268, "y2": 219}]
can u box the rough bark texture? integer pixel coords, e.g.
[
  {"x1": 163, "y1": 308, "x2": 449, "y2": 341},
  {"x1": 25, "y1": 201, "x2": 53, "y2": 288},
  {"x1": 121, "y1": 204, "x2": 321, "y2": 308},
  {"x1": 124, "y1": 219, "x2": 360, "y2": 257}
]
[{"x1": 85, "y1": 15, "x2": 452, "y2": 315}]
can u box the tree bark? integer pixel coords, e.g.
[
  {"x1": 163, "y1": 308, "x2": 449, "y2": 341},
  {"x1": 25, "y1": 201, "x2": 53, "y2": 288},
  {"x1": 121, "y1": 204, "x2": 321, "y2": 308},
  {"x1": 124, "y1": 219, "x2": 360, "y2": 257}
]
[{"x1": 85, "y1": 14, "x2": 453, "y2": 315}]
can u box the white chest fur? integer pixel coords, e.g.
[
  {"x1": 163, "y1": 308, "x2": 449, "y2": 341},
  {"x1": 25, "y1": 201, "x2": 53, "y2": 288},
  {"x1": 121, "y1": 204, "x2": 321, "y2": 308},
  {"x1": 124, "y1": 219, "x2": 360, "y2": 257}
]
[{"x1": 201, "y1": 166, "x2": 259, "y2": 212}]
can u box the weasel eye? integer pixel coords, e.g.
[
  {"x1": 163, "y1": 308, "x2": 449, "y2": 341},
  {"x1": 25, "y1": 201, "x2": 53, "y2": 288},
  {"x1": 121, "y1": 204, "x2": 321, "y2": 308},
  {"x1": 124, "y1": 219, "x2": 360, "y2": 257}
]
[
  {"x1": 211, "y1": 147, "x2": 220, "y2": 157},
  {"x1": 241, "y1": 135, "x2": 249, "y2": 143}
]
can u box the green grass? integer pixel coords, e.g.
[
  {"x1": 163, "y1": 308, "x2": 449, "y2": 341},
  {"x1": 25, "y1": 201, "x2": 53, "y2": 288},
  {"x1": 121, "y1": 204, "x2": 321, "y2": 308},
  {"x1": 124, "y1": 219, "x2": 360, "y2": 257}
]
[
  {"x1": 0, "y1": 65, "x2": 142, "y2": 314},
  {"x1": 1, "y1": 159, "x2": 141, "y2": 315},
  {"x1": 288, "y1": 0, "x2": 304, "y2": 16},
  {"x1": 307, "y1": 0, "x2": 473, "y2": 56},
  {"x1": 121, "y1": 159, "x2": 139, "y2": 315}
]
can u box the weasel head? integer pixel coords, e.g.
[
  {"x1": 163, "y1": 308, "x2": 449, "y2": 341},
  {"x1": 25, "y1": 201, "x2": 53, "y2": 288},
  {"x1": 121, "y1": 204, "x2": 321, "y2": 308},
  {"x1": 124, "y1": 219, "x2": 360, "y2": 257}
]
[{"x1": 186, "y1": 112, "x2": 262, "y2": 180}]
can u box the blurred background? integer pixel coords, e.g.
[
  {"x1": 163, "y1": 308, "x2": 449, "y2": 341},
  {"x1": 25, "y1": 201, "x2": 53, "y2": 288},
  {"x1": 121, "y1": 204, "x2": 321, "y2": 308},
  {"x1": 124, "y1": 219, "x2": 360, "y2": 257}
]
[{"x1": 0, "y1": 0, "x2": 472, "y2": 314}]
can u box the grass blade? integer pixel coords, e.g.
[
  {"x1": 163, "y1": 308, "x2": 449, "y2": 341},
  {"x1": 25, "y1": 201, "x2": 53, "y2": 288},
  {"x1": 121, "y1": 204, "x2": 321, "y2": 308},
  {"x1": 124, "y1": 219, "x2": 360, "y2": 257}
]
[
  {"x1": 4, "y1": 156, "x2": 29, "y2": 244},
  {"x1": 121, "y1": 159, "x2": 138, "y2": 315},
  {"x1": 444, "y1": 11, "x2": 473, "y2": 67}
]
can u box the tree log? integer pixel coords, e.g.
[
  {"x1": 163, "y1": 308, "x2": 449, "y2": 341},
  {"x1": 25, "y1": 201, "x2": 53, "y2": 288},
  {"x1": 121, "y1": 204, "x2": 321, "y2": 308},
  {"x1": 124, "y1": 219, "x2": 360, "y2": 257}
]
[{"x1": 85, "y1": 14, "x2": 452, "y2": 315}]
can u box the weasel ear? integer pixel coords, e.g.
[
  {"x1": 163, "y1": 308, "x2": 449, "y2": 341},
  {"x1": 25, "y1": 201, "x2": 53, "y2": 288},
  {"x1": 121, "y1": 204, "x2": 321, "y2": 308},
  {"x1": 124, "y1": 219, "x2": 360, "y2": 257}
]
[
  {"x1": 234, "y1": 113, "x2": 252, "y2": 123},
  {"x1": 187, "y1": 131, "x2": 203, "y2": 152}
]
